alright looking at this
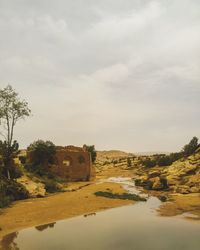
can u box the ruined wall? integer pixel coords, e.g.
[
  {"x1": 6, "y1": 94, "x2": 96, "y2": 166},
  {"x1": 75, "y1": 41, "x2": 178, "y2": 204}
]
[
  {"x1": 27, "y1": 146, "x2": 93, "y2": 181},
  {"x1": 49, "y1": 147, "x2": 92, "y2": 181}
]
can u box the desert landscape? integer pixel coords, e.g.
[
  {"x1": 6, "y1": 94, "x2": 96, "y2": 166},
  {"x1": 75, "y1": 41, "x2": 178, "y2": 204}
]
[
  {"x1": 1, "y1": 145, "x2": 200, "y2": 249},
  {"x1": 0, "y1": 0, "x2": 200, "y2": 249}
]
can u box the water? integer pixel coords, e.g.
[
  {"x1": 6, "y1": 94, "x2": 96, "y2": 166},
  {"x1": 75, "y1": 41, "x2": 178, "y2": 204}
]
[{"x1": 1, "y1": 178, "x2": 200, "y2": 250}]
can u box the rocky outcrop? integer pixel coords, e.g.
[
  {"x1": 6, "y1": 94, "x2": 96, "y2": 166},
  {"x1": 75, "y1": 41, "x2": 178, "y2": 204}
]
[
  {"x1": 135, "y1": 176, "x2": 168, "y2": 191},
  {"x1": 17, "y1": 176, "x2": 46, "y2": 198},
  {"x1": 135, "y1": 150, "x2": 200, "y2": 194}
]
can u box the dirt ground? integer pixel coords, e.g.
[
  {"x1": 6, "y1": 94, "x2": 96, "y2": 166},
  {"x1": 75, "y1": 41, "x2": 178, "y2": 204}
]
[
  {"x1": 1, "y1": 167, "x2": 200, "y2": 239},
  {"x1": 158, "y1": 193, "x2": 200, "y2": 220},
  {"x1": 0, "y1": 180, "x2": 133, "y2": 238}
]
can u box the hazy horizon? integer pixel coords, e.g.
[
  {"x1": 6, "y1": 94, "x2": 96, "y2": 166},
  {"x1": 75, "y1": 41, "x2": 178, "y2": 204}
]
[{"x1": 0, "y1": 0, "x2": 199, "y2": 152}]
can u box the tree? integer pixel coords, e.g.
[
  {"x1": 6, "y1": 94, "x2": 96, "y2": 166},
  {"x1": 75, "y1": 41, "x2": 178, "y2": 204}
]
[
  {"x1": 0, "y1": 85, "x2": 31, "y2": 179},
  {"x1": 157, "y1": 155, "x2": 172, "y2": 166},
  {"x1": 182, "y1": 136, "x2": 199, "y2": 157},
  {"x1": 142, "y1": 158, "x2": 156, "y2": 168},
  {"x1": 0, "y1": 140, "x2": 20, "y2": 178},
  {"x1": 83, "y1": 145, "x2": 97, "y2": 163},
  {"x1": 27, "y1": 140, "x2": 56, "y2": 175}
]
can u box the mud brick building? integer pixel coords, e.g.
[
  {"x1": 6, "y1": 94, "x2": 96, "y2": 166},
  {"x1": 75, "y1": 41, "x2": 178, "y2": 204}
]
[
  {"x1": 27, "y1": 145, "x2": 94, "y2": 181},
  {"x1": 51, "y1": 145, "x2": 93, "y2": 181}
]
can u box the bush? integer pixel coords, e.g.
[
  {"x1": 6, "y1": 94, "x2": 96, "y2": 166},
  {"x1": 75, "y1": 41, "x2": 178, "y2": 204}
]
[
  {"x1": 143, "y1": 158, "x2": 156, "y2": 168},
  {"x1": 19, "y1": 156, "x2": 27, "y2": 164},
  {"x1": 0, "y1": 195, "x2": 12, "y2": 208},
  {"x1": 0, "y1": 177, "x2": 28, "y2": 207},
  {"x1": 83, "y1": 144, "x2": 97, "y2": 163},
  {"x1": 28, "y1": 140, "x2": 56, "y2": 165},
  {"x1": 94, "y1": 191, "x2": 146, "y2": 201},
  {"x1": 43, "y1": 179, "x2": 61, "y2": 193},
  {"x1": 25, "y1": 163, "x2": 46, "y2": 176},
  {"x1": 157, "y1": 155, "x2": 172, "y2": 166}
]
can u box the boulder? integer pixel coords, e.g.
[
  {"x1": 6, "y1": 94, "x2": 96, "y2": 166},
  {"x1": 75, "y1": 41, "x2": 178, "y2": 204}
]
[
  {"x1": 175, "y1": 185, "x2": 190, "y2": 194},
  {"x1": 166, "y1": 175, "x2": 180, "y2": 186},
  {"x1": 135, "y1": 176, "x2": 153, "y2": 190},
  {"x1": 150, "y1": 177, "x2": 168, "y2": 191},
  {"x1": 190, "y1": 186, "x2": 199, "y2": 193},
  {"x1": 17, "y1": 176, "x2": 46, "y2": 198},
  {"x1": 151, "y1": 177, "x2": 163, "y2": 190}
]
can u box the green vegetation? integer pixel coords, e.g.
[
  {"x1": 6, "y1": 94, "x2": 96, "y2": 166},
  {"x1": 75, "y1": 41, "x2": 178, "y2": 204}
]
[
  {"x1": 0, "y1": 85, "x2": 30, "y2": 207},
  {"x1": 26, "y1": 140, "x2": 56, "y2": 176},
  {"x1": 25, "y1": 140, "x2": 66, "y2": 193},
  {"x1": 94, "y1": 191, "x2": 146, "y2": 201},
  {"x1": 141, "y1": 137, "x2": 199, "y2": 168},
  {"x1": 182, "y1": 136, "x2": 199, "y2": 157},
  {"x1": 0, "y1": 140, "x2": 22, "y2": 178},
  {"x1": 0, "y1": 177, "x2": 28, "y2": 208},
  {"x1": 142, "y1": 158, "x2": 157, "y2": 168},
  {"x1": 83, "y1": 144, "x2": 97, "y2": 163},
  {"x1": 0, "y1": 85, "x2": 31, "y2": 179},
  {"x1": 42, "y1": 178, "x2": 61, "y2": 193}
]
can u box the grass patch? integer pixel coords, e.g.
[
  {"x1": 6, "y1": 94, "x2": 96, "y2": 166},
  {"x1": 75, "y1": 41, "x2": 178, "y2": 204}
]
[{"x1": 94, "y1": 191, "x2": 147, "y2": 201}]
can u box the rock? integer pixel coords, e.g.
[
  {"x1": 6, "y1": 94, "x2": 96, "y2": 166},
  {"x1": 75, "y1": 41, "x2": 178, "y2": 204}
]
[
  {"x1": 17, "y1": 176, "x2": 46, "y2": 198},
  {"x1": 151, "y1": 177, "x2": 163, "y2": 190},
  {"x1": 190, "y1": 186, "x2": 199, "y2": 193},
  {"x1": 166, "y1": 175, "x2": 180, "y2": 186},
  {"x1": 175, "y1": 185, "x2": 190, "y2": 194},
  {"x1": 148, "y1": 170, "x2": 161, "y2": 178},
  {"x1": 135, "y1": 176, "x2": 153, "y2": 190},
  {"x1": 158, "y1": 195, "x2": 168, "y2": 202}
]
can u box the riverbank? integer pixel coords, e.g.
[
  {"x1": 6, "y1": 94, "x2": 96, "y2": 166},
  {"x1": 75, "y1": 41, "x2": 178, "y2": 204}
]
[
  {"x1": 158, "y1": 193, "x2": 200, "y2": 219},
  {"x1": 0, "y1": 181, "x2": 133, "y2": 238},
  {"x1": 1, "y1": 165, "x2": 200, "y2": 239}
]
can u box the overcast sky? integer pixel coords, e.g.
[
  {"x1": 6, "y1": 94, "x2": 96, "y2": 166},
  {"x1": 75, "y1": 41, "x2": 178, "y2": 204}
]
[{"x1": 0, "y1": 0, "x2": 199, "y2": 152}]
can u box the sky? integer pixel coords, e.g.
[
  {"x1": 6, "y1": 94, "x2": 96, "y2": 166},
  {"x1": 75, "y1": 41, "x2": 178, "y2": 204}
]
[{"x1": 0, "y1": 0, "x2": 200, "y2": 152}]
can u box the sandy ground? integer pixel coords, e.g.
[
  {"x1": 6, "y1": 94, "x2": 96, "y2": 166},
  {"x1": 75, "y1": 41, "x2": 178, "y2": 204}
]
[
  {"x1": 158, "y1": 193, "x2": 200, "y2": 220},
  {"x1": 0, "y1": 180, "x2": 133, "y2": 238},
  {"x1": 1, "y1": 167, "x2": 200, "y2": 239}
]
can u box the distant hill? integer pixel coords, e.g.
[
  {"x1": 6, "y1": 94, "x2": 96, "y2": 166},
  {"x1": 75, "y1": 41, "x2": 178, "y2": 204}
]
[
  {"x1": 97, "y1": 150, "x2": 134, "y2": 160},
  {"x1": 135, "y1": 151, "x2": 170, "y2": 156}
]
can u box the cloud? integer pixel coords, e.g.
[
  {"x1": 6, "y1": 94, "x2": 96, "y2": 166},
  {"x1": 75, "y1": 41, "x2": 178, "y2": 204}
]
[{"x1": 0, "y1": 0, "x2": 199, "y2": 151}]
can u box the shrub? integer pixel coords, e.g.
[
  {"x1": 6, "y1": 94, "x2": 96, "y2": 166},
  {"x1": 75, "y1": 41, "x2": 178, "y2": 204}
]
[
  {"x1": 0, "y1": 177, "x2": 28, "y2": 207},
  {"x1": 19, "y1": 156, "x2": 27, "y2": 164},
  {"x1": 43, "y1": 179, "x2": 61, "y2": 193},
  {"x1": 26, "y1": 140, "x2": 56, "y2": 176},
  {"x1": 143, "y1": 158, "x2": 157, "y2": 168},
  {"x1": 94, "y1": 191, "x2": 146, "y2": 201},
  {"x1": 0, "y1": 195, "x2": 12, "y2": 208},
  {"x1": 157, "y1": 155, "x2": 172, "y2": 166},
  {"x1": 83, "y1": 145, "x2": 97, "y2": 163}
]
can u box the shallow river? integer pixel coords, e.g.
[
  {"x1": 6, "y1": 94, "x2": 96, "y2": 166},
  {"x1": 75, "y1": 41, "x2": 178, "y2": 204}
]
[{"x1": 1, "y1": 177, "x2": 200, "y2": 250}]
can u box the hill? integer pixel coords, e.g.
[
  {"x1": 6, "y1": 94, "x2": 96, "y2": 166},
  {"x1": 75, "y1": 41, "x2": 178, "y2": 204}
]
[{"x1": 135, "y1": 147, "x2": 200, "y2": 194}]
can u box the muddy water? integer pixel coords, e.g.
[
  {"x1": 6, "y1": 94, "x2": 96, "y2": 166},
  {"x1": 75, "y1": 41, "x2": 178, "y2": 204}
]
[{"x1": 1, "y1": 178, "x2": 200, "y2": 250}]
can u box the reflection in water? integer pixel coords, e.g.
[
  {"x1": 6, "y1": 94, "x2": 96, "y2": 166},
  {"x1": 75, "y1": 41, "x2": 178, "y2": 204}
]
[
  {"x1": 35, "y1": 222, "x2": 56, "y2": 232},
  {"x1": 1, "y1": 178, "x2": 200, "y2": 250},
  {"x1": 0, "y1": 232, "x2": 19, "y2": 250}
]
